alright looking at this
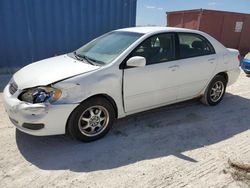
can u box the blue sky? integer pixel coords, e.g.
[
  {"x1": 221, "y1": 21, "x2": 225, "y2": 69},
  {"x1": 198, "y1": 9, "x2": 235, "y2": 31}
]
[{"x1": 136, "y1": 0, "x2": 250, "y2": 26}]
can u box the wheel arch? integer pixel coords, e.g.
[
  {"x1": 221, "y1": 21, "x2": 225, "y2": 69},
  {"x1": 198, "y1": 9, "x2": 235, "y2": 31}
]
[
  {"x1": 201, "y1": 71, "x2": 229, "y2": 97},
  {"x1": 216, "y1": 72, "x2": 228, "y2": 83},
  {"x1": 81, "y1": 94, "x2": 118, "y2": 119},
  {"x1": 65, "y1": 93, "x2": 118, "y2": 135},
  {"x1": 201, "y1": 71, "x2": 228, "y2": 105}
]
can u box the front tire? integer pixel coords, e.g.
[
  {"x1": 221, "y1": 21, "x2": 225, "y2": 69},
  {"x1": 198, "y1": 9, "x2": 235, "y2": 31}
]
[
  {"x1": 67, "y1": 97, "x2": 115, "y2": 142},
  {"x1": 201, "y1": 75, "x2": 227, "y2": 106}
]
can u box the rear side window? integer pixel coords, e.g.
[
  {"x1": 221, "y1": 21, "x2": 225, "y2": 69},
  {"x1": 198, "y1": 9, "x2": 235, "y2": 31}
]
[
  {"x1": 131, "y1": 33, "x2": 175, "y2": 65},
  {"x1": 178, "y1": 33, "x2": 215, "y2": 59}
]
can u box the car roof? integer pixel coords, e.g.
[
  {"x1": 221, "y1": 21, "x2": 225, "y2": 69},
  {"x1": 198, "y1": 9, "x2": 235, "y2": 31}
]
[
  {"x1": 116, "y1": 27, "x2": 226, "y2": 54},
  {"x1": 116, "y1": 27, "x2": 198, "y2": 34}
]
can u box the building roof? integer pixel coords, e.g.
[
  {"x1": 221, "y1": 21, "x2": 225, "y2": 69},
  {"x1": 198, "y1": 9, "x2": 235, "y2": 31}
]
[{"x1": 166, "y1": 8, "x2": 250, "y2": 16}]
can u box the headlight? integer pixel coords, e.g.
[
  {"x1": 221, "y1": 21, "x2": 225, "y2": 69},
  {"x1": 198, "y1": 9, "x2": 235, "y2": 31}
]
[{"x1": 19, "y1": 86, "x2": 62, "y2": 104}]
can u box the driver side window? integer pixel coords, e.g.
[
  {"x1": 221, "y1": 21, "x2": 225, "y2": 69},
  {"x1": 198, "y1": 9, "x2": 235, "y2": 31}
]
[{"x1": 131, "y1": 33, "x2": 175, "y2": 65}]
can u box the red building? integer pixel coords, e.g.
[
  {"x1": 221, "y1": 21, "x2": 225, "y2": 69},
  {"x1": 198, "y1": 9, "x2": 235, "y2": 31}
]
[{"x1": 167, "y1": 9, "x2": 250, "y2": 55}]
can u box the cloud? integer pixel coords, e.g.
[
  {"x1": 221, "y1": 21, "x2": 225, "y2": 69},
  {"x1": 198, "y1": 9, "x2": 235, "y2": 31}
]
[
  {"x1": 145, "y1": 5, "x2": 156, "y2": 9},
  {"x1": 208, "y1": 2, "x2": 217, "y2": 6},
  {"x1": 144, "y1": 5, "x2": 163, "y2": 11}
]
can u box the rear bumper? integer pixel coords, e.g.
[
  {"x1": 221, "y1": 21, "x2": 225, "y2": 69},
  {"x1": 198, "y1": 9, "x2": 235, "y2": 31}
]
[
  {"x1": 227, "y1": 67, "x2": 241, "y2": 86},
  {"x1": 3, "y1": 84, "x2": 78, "y2": 136}
]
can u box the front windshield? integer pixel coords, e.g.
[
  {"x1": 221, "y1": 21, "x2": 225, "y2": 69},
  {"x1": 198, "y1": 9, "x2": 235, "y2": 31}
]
[{"x1": 76, "y1": 31, "x2": 143, "y2": 65}]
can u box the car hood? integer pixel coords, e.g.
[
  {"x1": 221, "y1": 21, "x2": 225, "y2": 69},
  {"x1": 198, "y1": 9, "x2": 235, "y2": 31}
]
[{"x1": 13, "y1": 54, "x2": 99, "y2": 89}]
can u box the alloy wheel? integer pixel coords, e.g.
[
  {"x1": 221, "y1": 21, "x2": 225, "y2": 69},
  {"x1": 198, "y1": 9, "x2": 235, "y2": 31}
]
[
  {"x1": 210, "y1": 81, "x2": 225, "y2": 102},
  {"x1": 78, "y1": 105, "x2": 109, "y2": 137}
]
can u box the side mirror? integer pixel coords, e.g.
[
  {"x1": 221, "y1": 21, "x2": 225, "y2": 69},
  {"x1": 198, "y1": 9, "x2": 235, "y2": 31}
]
[{"x1": 126, "y1": 56, "x2": 146, "y2": 67}]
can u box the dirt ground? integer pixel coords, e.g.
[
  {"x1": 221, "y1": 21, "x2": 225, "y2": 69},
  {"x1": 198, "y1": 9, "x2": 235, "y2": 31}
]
[{"x1": 0, "y1": 72, "x2": 250, "y2": 188}]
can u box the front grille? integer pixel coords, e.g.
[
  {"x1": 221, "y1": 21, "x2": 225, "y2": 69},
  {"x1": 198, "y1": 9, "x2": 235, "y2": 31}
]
[{"x1": 9, "y1": 81, "x2": 18, "y2": 95}]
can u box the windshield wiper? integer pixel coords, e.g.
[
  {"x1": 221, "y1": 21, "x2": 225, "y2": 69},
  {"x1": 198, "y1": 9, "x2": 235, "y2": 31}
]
[
  {"x1": 73, "y1": 51, "x2": 83, "y2": 61},
  {"x1": 86, "y1": 56, "x2": 105, "y2": 65},
  {"x1": 73, "y1": 51, "x2": 95, "y2": 65},
  {"x1": 82, "y1": 55, "x2": 96, "y2": 66}
]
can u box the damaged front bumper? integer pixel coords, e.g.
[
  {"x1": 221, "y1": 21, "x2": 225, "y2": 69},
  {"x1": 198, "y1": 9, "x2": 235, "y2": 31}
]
[{"x1": 3, "y1": 84, "x2": 78, "y2": 136}]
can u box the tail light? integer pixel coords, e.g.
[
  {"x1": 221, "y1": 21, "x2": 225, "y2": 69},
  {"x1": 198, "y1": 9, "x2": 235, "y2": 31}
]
[{"x1": 238, "y1": 54, "x2": 242, "y2": 66}]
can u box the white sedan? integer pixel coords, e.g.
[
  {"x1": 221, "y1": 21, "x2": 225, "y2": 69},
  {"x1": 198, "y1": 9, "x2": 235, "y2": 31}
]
[{"x1": 3, "y1": 27, "x2": 240, "y2": 142}]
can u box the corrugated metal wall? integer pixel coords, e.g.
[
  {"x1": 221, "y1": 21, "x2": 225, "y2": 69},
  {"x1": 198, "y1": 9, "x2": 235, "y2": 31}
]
[
  {"x1": 0, "y1": 0, "x2": 137, "y2": 71},
  {"x1": 167, "y1": 9, "x2": 250, "y2": 55}
]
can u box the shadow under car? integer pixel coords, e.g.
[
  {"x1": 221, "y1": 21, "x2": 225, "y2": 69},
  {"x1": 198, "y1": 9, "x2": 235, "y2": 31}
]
[{"x1": 16, "y1": 93, "x2": 250, "y2": 172}]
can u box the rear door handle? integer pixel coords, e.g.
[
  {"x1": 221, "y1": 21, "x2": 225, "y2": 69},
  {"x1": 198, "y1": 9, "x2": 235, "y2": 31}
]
[
  {"x1": 168, "y1": 65, "x2": 179, "y2": 71},
  {"x1": 208, "y1": 58, "x2": 215, "y2": 64}
]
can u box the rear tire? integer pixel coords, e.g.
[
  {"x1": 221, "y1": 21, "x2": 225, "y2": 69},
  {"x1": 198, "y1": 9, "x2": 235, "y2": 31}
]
[
  {"x1": 67, "y1": 97, "x2": 115, "y2": 142},
  {"x1": 201, "y1": 75, "x2": 227, "y2": 106}
]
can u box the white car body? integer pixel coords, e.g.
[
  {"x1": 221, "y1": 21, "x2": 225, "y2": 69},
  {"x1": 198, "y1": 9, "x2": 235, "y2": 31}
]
[{"x1": 3, "y1": 27, "x2": 240, "y2": 136}]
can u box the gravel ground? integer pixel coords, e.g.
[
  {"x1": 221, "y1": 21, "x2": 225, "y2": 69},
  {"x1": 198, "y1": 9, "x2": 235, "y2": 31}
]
[{"x1": 0, "y1": 72, "x2": 250, "y2": 188}]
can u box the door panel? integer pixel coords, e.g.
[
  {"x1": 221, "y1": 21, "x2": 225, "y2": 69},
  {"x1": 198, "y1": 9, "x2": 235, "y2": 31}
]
[
  {"x1": 124, "y1": 61, "x2": 179, "y2": 112},
  {"x1": 176, "y1": 54, "x2": 217, "y2": 99},
  {"x1": 176, "y1": 33, "x2": 217, "y2": 99},
  {"x1": 123, "y1": 33, "x2": 178, "y2": 113}
]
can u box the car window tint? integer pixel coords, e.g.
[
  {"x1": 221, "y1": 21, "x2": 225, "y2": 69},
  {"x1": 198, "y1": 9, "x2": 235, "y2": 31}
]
[
  {"x1": 131, "y1": 33, "x2": 175, "y2": 65},
  {"x1": 178, "y1": 33, "x2": 215, "y2": 59}
]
